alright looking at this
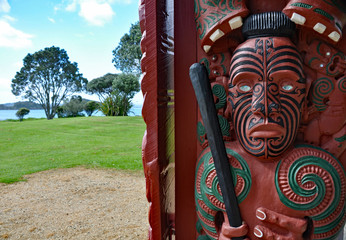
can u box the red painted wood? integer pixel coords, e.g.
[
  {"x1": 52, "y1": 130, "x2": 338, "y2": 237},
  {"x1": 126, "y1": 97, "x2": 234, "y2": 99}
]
[
  {"x1": 141, "y1": 0, "x2": 346, "y2": 239},
  {"x1": 174, "y1": 0, "x2": 198, "y2": 239},
  {"x1": 140, "y1": 0, "x2": 176, "y2": 239},
  {"x1": 140, "y1": 0, "x2": 161, "y2": 238}
]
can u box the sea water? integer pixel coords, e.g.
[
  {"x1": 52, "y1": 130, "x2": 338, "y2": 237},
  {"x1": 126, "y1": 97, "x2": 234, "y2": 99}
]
[{"x1": 0, "y1": 106, "x2": 142, "y2": 121}]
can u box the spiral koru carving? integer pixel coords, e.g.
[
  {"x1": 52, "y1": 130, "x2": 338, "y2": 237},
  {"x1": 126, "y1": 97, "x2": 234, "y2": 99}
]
[
  {"x1": 275, "y1": 145, "x2": 346, "y2": 239},
  {"x1": 338, "y1": 76, "x2": 346, "y2": 93},
  {"x1": 212, "y1": 84, "x2": 227, "y2": 110},
  {"x1": 197, "y1": 115, "x2": 230, "y2": 147},
  {"x1": 195, "y1": 145, "x2": 251, "y2": 239},
  {"x1": 311, "y1": 77, "x2": 334, "y2": 111}
]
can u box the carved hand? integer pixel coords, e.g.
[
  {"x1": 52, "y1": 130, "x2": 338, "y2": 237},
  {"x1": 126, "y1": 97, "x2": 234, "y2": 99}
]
[
  {"x1": 219, "y1": 207, "x2": 310, "y2": 240},
  {"x1": 219, "y1": 212, "x2": 249, "y2": 240},
  {"x1": 253, "y1": 207, "x2": 309, "y2": 240}
]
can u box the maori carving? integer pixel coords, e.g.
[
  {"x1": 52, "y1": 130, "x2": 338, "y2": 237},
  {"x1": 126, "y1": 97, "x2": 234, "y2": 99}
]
[
  {"x1": 194, "y1": 0, "x2": 249, "y2": 53},
  {"x1": 275, "y1": 145, "x2": 346, "y2": 239},
  {"x1": 193, "y1": 1, "x2": 346, "y2": 240},
  {"x1": 195, "y1": 143, "x2": 251, "y2": 239},
  {"x1": 282, "y1": 0, "x2": 346, "y2": 43},
  {"x1": 228, "y1": 36, "x2": 306, "y2": 159}
]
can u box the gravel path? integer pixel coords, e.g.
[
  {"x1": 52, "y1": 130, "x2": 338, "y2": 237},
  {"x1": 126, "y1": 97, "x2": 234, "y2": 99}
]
[{"x1": 0, "y1": 168, "x2": 149, "y2": 239}]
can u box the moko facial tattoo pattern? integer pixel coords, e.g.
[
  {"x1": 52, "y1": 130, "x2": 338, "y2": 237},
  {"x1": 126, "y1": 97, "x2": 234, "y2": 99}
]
[{"x1": 228, "y1": 37, "x2": 306, "y2": 159}]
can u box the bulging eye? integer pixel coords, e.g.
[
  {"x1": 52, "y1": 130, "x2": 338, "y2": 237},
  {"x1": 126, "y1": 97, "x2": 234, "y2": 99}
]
[
  {"x1": 239, "y1": 85, "x2": 251, "y2": 92},
  {"x1": 282, "y1": 84, "x2": 294, "y2": 91}
]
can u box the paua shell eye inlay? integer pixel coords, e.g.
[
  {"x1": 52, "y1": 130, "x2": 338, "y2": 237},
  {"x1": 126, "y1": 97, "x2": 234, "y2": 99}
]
[
  {"x1": 282, "y1": 84, "x2": 293, "y2": 91},
  {"x1": 239, "y1": 84, "x2": 252, "y2": 92}
]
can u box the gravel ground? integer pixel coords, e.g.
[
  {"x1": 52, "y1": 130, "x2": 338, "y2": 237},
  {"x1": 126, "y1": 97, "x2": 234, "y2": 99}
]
[{"x1": 0, "y1": 168, "x2": 149, "y2": 240}]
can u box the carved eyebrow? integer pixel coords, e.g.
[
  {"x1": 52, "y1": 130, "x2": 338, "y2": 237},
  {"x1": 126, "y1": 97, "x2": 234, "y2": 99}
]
[
  {"x1": 268, "y1": 66, "x2": 305, "y2": 83},
  {"x1": 231, "y1": 72, "x2": 259, "y2": 86},
  {"x1": 231, "y1": 68, "x2": 263, "y2": 84},
  {"x1": 268, "y1": 68, "x2": 301, "y2": 80}
]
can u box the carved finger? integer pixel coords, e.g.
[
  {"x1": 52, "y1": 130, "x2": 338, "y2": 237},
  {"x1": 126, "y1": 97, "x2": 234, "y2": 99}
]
[
  {"x1": 254, "y1": 225, "x2": 296, "y2": 240},
  {"x1": 256, "y1": 207, "x2": 307, "y2": 234},
  {"x1": 221, "y1": 221, "x2": 249, "y2": 238}
]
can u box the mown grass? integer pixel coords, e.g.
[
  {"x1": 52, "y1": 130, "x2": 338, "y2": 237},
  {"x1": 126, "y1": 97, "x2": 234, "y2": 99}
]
[{"x1": 0, "y1": 116, "x2": 145, "y2": 183}]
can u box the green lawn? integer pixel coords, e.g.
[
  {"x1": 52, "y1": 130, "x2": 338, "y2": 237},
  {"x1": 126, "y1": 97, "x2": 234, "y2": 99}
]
[{"x1": 0, "y1": 116, "x2": 145, "y2": 183}]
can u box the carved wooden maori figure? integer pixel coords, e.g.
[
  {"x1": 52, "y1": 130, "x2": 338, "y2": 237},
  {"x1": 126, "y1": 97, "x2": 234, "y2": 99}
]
[{"x1": 193, "y1": 1, "x2": 346, "y2": 240}]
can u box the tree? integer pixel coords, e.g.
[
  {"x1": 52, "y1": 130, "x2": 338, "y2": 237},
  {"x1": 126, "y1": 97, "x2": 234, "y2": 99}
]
[
  {"x1": 11, "y1": 46, "x2": 87, "y2": 120},
  {"x1": 87, "y1": 73, "x2": 116, "y2": 101},
  {"x1": 16, "y1": 108, "x2": 30, "y2": 121},
  {"x1": 84, "y1": 101, "x2": 99, "y2": 116},
  {"x1": 112, "y1": 21, "x2": 142, "y2": 75},
  {"x1": 113, "y1": 73, "x2": 140, "y2": 116},
  {"x1": 62, "y1": 95, "x2": 86, "y2": 117}
]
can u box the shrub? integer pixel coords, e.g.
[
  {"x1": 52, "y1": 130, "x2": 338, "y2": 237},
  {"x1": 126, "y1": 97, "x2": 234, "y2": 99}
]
[
  {"x1": 99, "y1": 92, "x2": 120, "y2": 116},
  {"x1": 84, "y1": 101, "x2": 99, "y2": 116},
  {"x1": 16, "y1": 108, "x2": 30, "y2": 121},
  {"x1": 60, "y1": 96, "x2": 86, "y2": 117},
  {"x1": 56, "y1": 106, "x2": 65, "y2": 118}
]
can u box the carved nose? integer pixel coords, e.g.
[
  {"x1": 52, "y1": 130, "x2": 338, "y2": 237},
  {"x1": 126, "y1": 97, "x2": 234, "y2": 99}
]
[
  {"x1": 251, "y1": 102, "x2": 265, "y2": 118},
  {"x1": 251, "y1": 94, "x2": 281, "y2": 119}
]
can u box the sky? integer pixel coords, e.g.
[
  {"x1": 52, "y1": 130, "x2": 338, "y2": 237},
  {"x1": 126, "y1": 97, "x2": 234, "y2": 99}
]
[{"x1": 0, "y1": 0, "x2": 143, "y2": 105}]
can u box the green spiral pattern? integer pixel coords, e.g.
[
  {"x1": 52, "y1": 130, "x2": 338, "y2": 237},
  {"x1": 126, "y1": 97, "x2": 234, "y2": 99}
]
[
  {"x1": 312, "y1": 77, "x2": 334, "y2": 111},
  {"x1": 338, "y1": 76, "x2": 346, "y2": 93},
  {"x1": 195, "y1": 146, "x2": 251, "y2": 238},
  {"x1": 197, "y1": 116, "x2": 230, "y2": 145},
  {"x1": 218, "y1": 115, "x2": 230, "y2": 137},
  {"x1": 212, "y1": 84, "x2": 227, "y2": 109},
  {"x1": 276, "y1": 156, "x2": 338, "y2": 210},
  {"x1": 275, "y1": 145, "x2": 346, "y2": 239}
]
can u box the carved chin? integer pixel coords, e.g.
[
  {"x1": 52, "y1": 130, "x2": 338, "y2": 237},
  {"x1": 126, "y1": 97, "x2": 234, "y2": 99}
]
[{"x1": 240, "y1": 133, "x2": 295, "y2": 160}]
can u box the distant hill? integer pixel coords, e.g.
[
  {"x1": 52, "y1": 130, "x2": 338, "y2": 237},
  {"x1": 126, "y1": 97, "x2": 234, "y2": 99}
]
[
  {"x1": 0, "y1": 100, "x2": 142, "y2": 110},
  {"x1": 0, "y1": 101, "x2": 43, "y2": 110}
]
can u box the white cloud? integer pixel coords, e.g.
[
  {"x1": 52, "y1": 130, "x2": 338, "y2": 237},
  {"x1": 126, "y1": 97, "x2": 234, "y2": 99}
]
[
  {"x1": 0, "y1": 20, "x2": 33, "y2": 49},
  {"x1": 65, "y1": 0, "x2": 77, "y2": 12},
  {"x1": 3, "y1": 15, "x2": 15, "y2": 22},
  {"x1": 60, "y1": 0, "x2": 121, "y2": 26},
  {"x1": 79, "y1": 0, "x2": 114, "y2": 26},
  {"x1": 0, "y1": 0, "x2": 10, "y2": 13},
  {"x1": 48, "y1": 17, "x2": 56, "y2": 23}
]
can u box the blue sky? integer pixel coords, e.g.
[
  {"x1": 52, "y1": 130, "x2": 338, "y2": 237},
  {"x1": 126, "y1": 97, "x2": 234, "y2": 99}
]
[{"x1": 0, "y1": 0, "x2": 142, "y2": 104}]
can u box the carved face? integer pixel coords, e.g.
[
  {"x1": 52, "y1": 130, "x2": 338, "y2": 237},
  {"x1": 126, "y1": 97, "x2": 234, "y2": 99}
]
[{"x1": 228, "y1": 37, "x2": 306, "y2": 160}]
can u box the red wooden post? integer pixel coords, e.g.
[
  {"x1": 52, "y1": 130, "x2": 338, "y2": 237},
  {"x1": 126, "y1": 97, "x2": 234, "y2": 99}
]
[
  {"x1": 174, "y1": 0, "x2": 198, "y2": 239},
  {"x1": 140, "y1": 0, "x2": 197, "y2": 238}
]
